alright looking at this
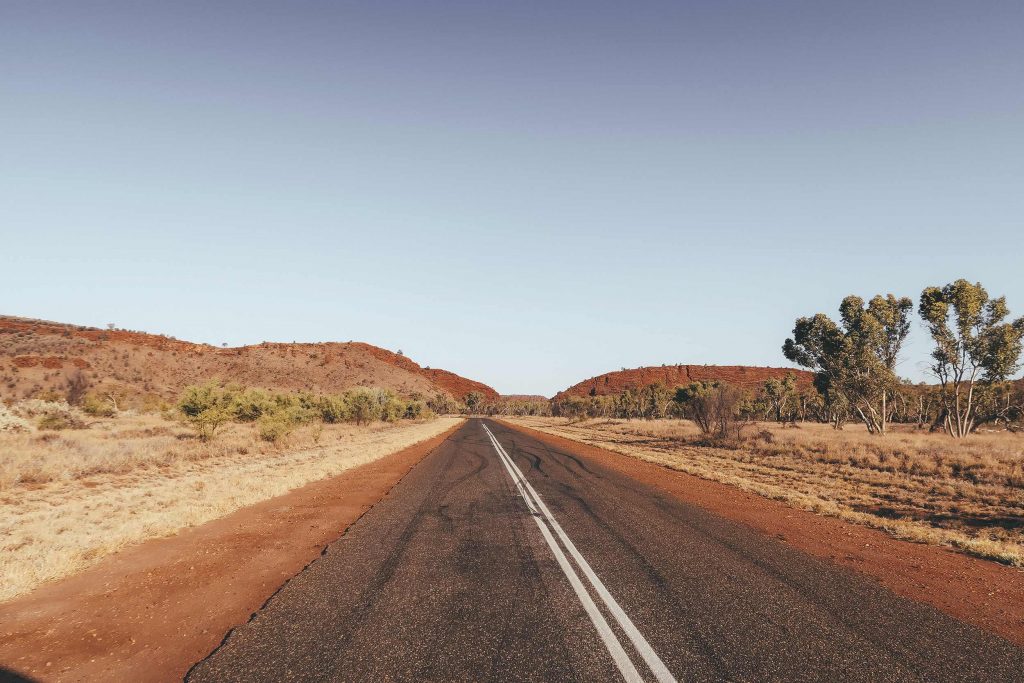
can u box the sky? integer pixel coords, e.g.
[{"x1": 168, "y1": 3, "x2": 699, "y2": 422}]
[{"x1": 2, "y1": 1, "x2": 1023, "y2": 396}]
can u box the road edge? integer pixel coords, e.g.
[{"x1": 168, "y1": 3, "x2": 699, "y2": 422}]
[
  {"x1": 495, "y1": 418, "x2": 1024, "y2": 648},
  {"x1": 0, "y1": 420, "x2": 464, "y2": 683}
]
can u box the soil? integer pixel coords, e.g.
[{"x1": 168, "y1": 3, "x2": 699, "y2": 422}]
[
  {"x1": 0, "y1": 423, "x2": 461, "y2": 683},
  {"x1": 553, "y1": 364, "x2": 814, "y2": 400},
  {"x1": 498, "y1": 419, "x2": 1024, "y2": 647},
  {"x1": 0, "y1": 315, "x2": 496, "y2": 403}
]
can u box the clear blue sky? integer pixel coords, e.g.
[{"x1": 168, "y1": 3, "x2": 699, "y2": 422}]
[{"x1": 3, "y1": 1, "x2": 1023, "y2": 396}]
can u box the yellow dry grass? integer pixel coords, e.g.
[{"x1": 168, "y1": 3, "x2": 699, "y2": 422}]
[
  {"x1": 0, "y1": 414, "x2": 462, "y2": 602},
  {"x1": 505, "y1": 416, "x2": 1024, "y2": 566}
]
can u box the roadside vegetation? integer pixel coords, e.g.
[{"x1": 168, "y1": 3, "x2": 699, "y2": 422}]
[
  {"x1": 175, "y1": 383, "x2": 432, "y2": 442},
  {"x1": 532, "y1": 279, "x2": 1024, "y2": 438},
  {"x1": 0, "y1": 378, "x2": 466, "y2": 602},
  {"x1": 505, "y1": 416, "x2": 1024, "y2": 567},
  {"x1": 494, "y1": 279, "x2": 1024, "y2": 567}
]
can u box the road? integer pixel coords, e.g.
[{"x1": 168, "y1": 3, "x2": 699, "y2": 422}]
[{"x1": 187, "y1": 419, "x2": 1024, "y2": 682}]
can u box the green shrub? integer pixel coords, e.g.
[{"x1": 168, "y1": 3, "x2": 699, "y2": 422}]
[
  {"x1": 256, "y1": 403, "x2": 314, "y2": 442},
  {"x1": 257, "y1": 413, "x2": 295, "y2": 443},
  {"x1": 231, "y1": 388, "x2": 273, "y2": 422},
  {"x1": 379, "y1": 391, "x2": 405, "y2": 422},
  {"x1": 177, "y1": 383, "x2": 235, "y2": 440},
  {"x1": 346, "y1": 389, "x2": 383, "y2": 425},
  {"x1": 317, "y1": 395, "x2": 350, "y2": 423},
  {"x1": 82, "y1": 394, "x2": 116, "y2": 417},
  {"x1": 404, "y1": 400, "x2": 425, "y2": 419}
]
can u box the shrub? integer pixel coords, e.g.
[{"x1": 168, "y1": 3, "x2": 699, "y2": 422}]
[
  {"x1": 66, "y1": 370, "x2": 90, "y2": 406},
  {"x1": 377, "y1": 390, "x2": 405, "y2": 422},
  {"x1": 37, "y1": 411, "x2": 86, "y2": 431},
  {"x1": 404, "y1": 400, "x2": 426, "y2": 419},
  {"x1": 257, "y1": 403, "x2": 314, "y2": 442},
  {"x1": 674, "y1": 381, "x2": 745, "y2": 439},
  {"x1": 347, "y1": 389, "x2": 383, "y2": 425},
  {"x1": 177, "y1": 383, "x2": 235, "y2": 440},
  {"x1": 231, "y1": 388, "x2": 274, "y2": 422},
  {"x1": 82, "y1": 394, "x2": 116, "y2": 417},
  {"x1": 316, "y1": 395, "x2": 350, "y2": 423},
  {"x1": 257, "y1": 414, "x2": 295, "y2": 443}
]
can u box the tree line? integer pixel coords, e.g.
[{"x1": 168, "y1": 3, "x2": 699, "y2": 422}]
[
  {"x1": 490, "y1": 279, "x2": 1024, "y2": 439},
  {"x1": 784, "y1": 279, "x2": 1023, "y2": 437}
]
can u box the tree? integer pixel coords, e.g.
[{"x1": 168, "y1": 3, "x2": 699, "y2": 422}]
[
  {"x1": 554, "y1": 395, "x2": 589, "y2": 420},
  {"x1": 783, "y1": 294, "x2": 912, "y2": 435},
  {"x1": 614, "y1": 388, "x2": 640, "y2": 419},
  {"x1": 919, "y1": 279, "x2": 1024, "y2": 437},
  {"x1": 464, "y1": 392, "x2": 483, "y2": 414},
  {"x1": 427, "y1": 392, "x2": 459, "y2": 415},
  {"x1": 762, "y1": 373, "x2": 798, "y2": 424},
  {"x1": 673, "y1": 381, "x2": 743, "y2": 438},
  {"x1": 640, "y1": 383, "x2": 672, "y2": 419}
]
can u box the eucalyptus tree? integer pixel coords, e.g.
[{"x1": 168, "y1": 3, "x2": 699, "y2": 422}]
[
  {"x1": 783, "y1": 294, "x2": 913, "y2": 435},
  {"x1": 762, "y1": 373, "x2": 799, "y2": 424},
  {"x1": 919, "y1": 279, "x2": 1024, "y2": 437}
]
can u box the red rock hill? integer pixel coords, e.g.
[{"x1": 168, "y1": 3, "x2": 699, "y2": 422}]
[
  {"x1": 554, "y1": 364, "x2": 815, "y2": 401},
  {"x1": 0, "y1": 315, "x2": 497, "y2": 403}
]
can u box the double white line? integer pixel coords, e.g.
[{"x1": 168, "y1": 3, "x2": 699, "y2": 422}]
[{"x1": 481, "y1": 423, "x2": 676, "y2": 683}]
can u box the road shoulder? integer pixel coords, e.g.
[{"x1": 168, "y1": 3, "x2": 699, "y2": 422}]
[
  {"x1": 0, "y1": 421, "x2": 462, "y2": 683},
  {"x1": 496, "y1": 419, "x2": 1024, "y2": 648}
]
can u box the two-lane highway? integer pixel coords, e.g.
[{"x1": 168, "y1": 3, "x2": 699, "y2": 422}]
[{"x1": 188, "y1": 419, "x2": 1024, "y2": 682}]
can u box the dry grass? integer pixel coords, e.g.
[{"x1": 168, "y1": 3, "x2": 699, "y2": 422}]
[
  {"x1": 505, "y1": 417, "x2": 1024, "y2": 567},
  {"x1": 0, "y1": 414, "x2": 462, "y2": 602}
]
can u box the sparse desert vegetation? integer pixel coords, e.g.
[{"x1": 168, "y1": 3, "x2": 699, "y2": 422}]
[
  {"x1": 0, "y1": 315, "x2": 499, "y2": 409},
  {"x1": 504, "y1": 416, "x2": 1024, "y2": 566},
  {"x1": 0, "y1": 392, "x2": 461, "y2": 602}
]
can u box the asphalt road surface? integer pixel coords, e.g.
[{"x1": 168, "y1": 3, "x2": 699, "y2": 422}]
[{"x1": 187, "y1": 419, "x2": 1024, "y2": 682}]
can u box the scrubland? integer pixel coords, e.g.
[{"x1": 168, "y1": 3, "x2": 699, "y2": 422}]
[
  {"x1": 0, "y1": 412, "x2": 461, "y2": 602},
  {"x1": 504, "y1": 416, "x2": 1024, "y2": 566}
]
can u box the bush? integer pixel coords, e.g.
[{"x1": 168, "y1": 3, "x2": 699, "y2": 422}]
[
  {"x1": 82, "y1": 394, "x2": 116, "y2": 417},
  {"x1": 674, "y1": 381, "x2": 745, "y2": 439},
  {"x1": 316, "y1": 395, "x2": 350, "y2": 423},
  {"x1": 257, "y1": 414, "x2": 295, "y2": 443},
  {"x1": 347, "y1": 389, "x2": 383, "y2": 425},
  {"x1": 378, "y1": 390, "x2": 405, "y2": 422},
  {"x1": 257, "y1": 403, "x2": 314, "y2": 442},
  {"x1": 66, "y1": 370, "x2": 89, "y2": 406},
  {"x1": 177, "y1": 383, "x2": 235, "y2": 440},
  {"x1": 174, "y1": 384, "x2": 434, "y2": 439},
  {"x1": 230, "y1": 388, "x2": 274, "y2": 422},
  {"x1": 404, "y1": 400, "x2": 426, "y2": 419},
  {"x1": 37, "y1": 410, "x2": 86, "y2": 431}
]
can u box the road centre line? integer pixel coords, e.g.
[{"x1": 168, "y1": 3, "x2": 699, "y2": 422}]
[{"x1": 482, "y1": 423, "x2": 677, "y2": 683}]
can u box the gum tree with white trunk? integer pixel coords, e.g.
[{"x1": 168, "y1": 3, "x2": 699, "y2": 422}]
[{"x1": 919, "y1": 279, "x2": 1024, "y2": 438}]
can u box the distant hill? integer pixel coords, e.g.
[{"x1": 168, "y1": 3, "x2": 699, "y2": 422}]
[
  {"x1": 554, "y1": 364, "x2": 815, "y2": 401},
  {"x1": 500, "y1": 395, "x2": 550, "y2": 403},
  {"x1": 0, "y1": 316, "x2": 497, "y2": 405}
]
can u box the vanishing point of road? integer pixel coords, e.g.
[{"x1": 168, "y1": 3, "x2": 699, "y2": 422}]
[{"x1": 188, "y1": 419, "x2": 1024, "y2": 682}]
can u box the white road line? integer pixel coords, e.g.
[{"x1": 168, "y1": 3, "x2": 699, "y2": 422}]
[
  {"x1": 482, "y1": 423, "x2": 677, "y2": 683},
  {"x1": 483, "y1": 427, "x2": 643, "y2": 682}
]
